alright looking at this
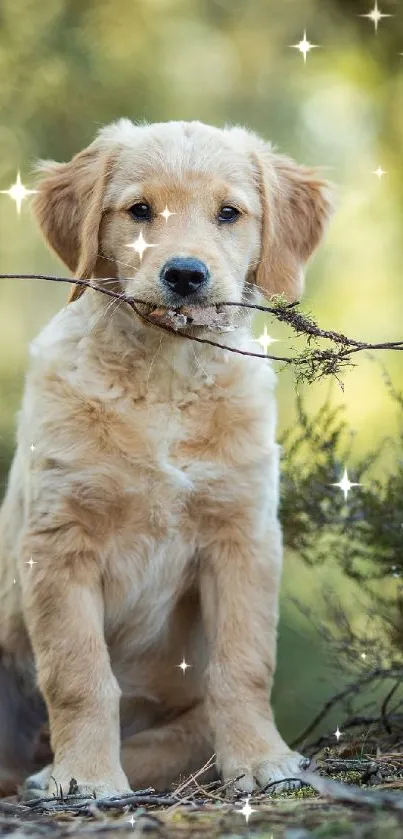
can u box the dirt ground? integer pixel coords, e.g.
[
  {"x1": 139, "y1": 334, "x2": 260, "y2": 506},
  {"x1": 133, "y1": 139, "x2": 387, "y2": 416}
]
[
  {"x1": 1, "y1": 792, "x2": 403, "y2": 839},
  {"x1": 3, "y1": 747, "x2": 403, "y2": 839}
]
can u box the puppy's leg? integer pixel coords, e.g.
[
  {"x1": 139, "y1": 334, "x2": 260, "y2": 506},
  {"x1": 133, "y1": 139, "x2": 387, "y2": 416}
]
[
  {"x1": 200, "y1": 518, "x2": 306, "y2": 794},
  {"x1": 122, "y1": 702, "x2": 215, "y2": 791},
  {"x1": 20, "y1": 531, "x2": 130, "y2": 799}
]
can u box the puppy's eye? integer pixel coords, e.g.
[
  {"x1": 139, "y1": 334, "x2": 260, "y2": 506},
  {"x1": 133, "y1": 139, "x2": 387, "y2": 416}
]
[
  {"x1": 129, "y1": 202, "x2": 152, "y2": 221},
  {"x1": 218, "y1": 206, "x2": 240, "y2": 223}
]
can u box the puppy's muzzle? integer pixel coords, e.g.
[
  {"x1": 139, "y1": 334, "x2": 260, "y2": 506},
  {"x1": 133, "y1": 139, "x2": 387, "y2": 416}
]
[{"x1": 160, "y1": 257, "x2": 210, "y2": 298}]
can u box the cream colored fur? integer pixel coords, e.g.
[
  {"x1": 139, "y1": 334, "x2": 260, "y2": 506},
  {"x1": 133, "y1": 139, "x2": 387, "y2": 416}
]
[{"x1": 0, "y1": 119, "x2": 332, "y2": 797}]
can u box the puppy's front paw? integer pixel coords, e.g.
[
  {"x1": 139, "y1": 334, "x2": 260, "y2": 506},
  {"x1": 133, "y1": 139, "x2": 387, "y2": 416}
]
[
  {"x1": 224, "y1": 750, "x2": 309, "y2": 796},
  {"x1": 47, "y1": 766, "x2": 132, "y2": 800}
]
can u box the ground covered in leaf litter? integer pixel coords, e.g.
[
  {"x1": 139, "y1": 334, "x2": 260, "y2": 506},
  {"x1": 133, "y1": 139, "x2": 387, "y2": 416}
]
[{"x1": 2, "y1": 727, "x2": 403, "y2": 839}]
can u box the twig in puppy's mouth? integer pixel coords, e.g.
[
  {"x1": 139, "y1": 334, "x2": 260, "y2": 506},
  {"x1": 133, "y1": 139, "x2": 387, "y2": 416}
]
[{"x1": 2, "y1": 274, "x2": 403, "y2": 384}]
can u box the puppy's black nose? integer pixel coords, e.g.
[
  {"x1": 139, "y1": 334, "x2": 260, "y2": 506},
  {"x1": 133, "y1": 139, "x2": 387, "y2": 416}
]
[{"x1": 160, "y1": 257, "x2": 209, "y2": 298}]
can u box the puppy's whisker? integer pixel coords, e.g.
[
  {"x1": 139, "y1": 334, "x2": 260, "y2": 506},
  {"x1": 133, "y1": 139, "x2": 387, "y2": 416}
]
[
  {"x1": 98, "y1": 250, "x2": 139, "y2": 274},
  {"x1": 110, "y1": 300, "x2": 127, "y2": 328},
  {"x1": 108, "y1": 299, "x2": 125, "y2": 320},
  {"x1": 243, "y1": 280, "x2": 271, "y2": 301},
  {"x1": 88, "y1": 302, "x2": 115, "y2": 334},
  {"x1": 244, "y1": 278, "x2": 271, "y2": 300},
  {"x1": 89, "y1": 296, "x2": 122, "y2": 333},
  {"x1": 94, "y1": 279, "x2": 129, "y2": 287}
]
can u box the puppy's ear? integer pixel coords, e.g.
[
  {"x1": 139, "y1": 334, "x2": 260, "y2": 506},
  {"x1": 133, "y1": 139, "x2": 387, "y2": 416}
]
[
  {"x1": 32, "y1": 142, "x2": 113, "y2": 302},
  {"x1": 253, "y1": 146, "x2": 333, "y2": 301}
]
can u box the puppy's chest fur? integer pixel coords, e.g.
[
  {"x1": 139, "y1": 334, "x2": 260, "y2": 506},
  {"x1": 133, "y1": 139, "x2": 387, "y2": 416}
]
[
  {"x1": 108, "y1": 373, "x2": 273, "y2": 641},
  {"x1": 28, "y1": 325, "x2": 278, "y2": 652}
]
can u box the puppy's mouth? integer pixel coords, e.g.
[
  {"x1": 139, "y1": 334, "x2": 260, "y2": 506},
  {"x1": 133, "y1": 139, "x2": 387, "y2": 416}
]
[{"x1": 141, "y1": 303, "x2": 236, "y2": 333}]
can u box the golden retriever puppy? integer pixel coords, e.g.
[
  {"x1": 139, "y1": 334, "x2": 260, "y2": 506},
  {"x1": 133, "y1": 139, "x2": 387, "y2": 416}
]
[{"x1": 0, "y1": 119, "x2": 331, "y2": 798}]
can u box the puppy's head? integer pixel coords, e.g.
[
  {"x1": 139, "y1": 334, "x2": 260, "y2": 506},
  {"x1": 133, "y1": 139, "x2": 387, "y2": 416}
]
[{"x1": 33, "y1": 120, "x2": 332, "y2": 314}]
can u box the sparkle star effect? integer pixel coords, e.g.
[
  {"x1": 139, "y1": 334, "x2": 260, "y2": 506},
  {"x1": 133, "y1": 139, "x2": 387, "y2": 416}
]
[
  {"x1": 159, "y1": 205, "x2": 176, "y2": 222},
  {"x1": 360, "y1": 2, "x2": 392, "y2": 32},
  {"x1": 372, "y1": 165, "x2": 387, "y2": 179},
  {"x1": 177, "y1": 657, "x2": 191, "y2": 674},
  {"x1": 30, "y1": 443, "x2": 36, "y2": 453},
  {"x1": 0, "y1": 172, "x2": 37, "y2": 214},
  {"x1": 127, "y1": 815, "x2": 136, "y2": 828},
  {"x1": 331, "y1": 468, "x2": 361, "y2": 502},
  {"x1": 26, "y1": 557, "x2": 37, "y2": 568},
  {"x1": 126, "y1": 231, "x2": 157, "y2": 261},
  {"x1": 257, "y1": 325, "x2": 279, "y2": 354},
  {"x1": 334, "y1": 726, "x2": 343, "y2": 741},
  {"x1": 290, "y1": 30, "x2": 319, "y2": 63},
  {"x1": 239, "y1": 796, "x2": 255, "y2": 823}
]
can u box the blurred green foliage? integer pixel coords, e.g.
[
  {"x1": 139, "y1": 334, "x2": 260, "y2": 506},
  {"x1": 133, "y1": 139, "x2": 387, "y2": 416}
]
[{"x1": 0, "y1": 0, "x2": 402, "y2": 741}]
